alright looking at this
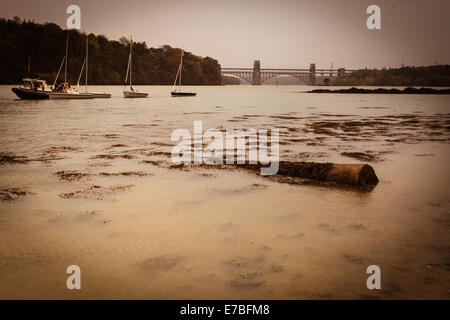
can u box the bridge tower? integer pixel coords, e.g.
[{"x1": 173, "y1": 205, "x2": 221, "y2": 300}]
[
  {"x1": 338, "y1": 68, "x2": 346, "y2": 77},
  {"x1": 252, "y1": 60, "x2": 261, "y2": 85},
  {"x1": 309, "y1": 63, "x2": 316, "y2": 85}
]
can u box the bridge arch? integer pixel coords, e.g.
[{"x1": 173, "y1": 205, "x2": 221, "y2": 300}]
[
  {"x1": 221, "y1": 72, "x2": 252, "y2": 85},
  {"x1": 261, "y1": 74, "x2": 311, "y2": 85}
]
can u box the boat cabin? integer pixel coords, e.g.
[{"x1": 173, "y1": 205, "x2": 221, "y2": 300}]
[{"x1": 20, "y1": 78, "x2": 51, "y2": 92}]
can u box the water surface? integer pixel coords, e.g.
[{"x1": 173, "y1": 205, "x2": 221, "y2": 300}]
[{"x1": 0, "y1": 85, "x2": 449, "y2": 299}]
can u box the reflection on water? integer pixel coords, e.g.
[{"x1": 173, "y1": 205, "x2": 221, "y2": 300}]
[{"x1": 0, "y1": 85, "x2": 449, "y2": 299}]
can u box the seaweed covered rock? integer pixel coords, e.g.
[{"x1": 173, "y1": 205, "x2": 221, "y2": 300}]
[{"x1": 308, "y1": 87, "x2": 450, "y2": 94}]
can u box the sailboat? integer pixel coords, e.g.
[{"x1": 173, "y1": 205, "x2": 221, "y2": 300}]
[
  {"x1": 123, "y1": 36, "x2": 148, "y2": 98},
  {"x1": 171, "y1": 50, "x2": 196, "y2": 96},
  {"x1": 12, "y1": 33, "x2": 93, "y2": 100},
  {"x1": 49, "y1": 31, "x2": 94, "y2": 99},
  {"x1": 76, "y1": 35, "x2": 111, "y2": 98}
]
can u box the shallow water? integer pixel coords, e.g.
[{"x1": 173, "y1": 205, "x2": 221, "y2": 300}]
[{"x1": 0, "y1": 85, "x2": 449, "y2": 299}]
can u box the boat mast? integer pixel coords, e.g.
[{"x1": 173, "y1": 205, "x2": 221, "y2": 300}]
[
  {"x1": 124, "y1": 41, "x2": 131, "y2": 89},
  {"x1": 130, "y1": 36, "x2": 132, "y2": 88},
  {"x1": 179, "y1": 50, "x2": 183, "y2": 88},
  {"x1": 64, "y1": 31, "x2": 69, "y2": 83},
  {"x1": 86, "y1": 35, "x2": 88, "y2": 93},
  {"x1": 53, "y1": 56, "x2": 65, "y2": 87},
  {"x1": 76, "y1": 58, "x2": 86, "y2": 88},
  {"x1": 27, "y1": 53, "x2": 30, "y2": 78},
  {"x1": 173, "y1": 62, "x2": 180, "y2": 88}
]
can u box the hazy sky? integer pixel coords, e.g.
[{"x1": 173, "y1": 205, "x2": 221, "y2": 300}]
[{"x1": 1, "y1": 0, "x2": 449, "y2": 69}]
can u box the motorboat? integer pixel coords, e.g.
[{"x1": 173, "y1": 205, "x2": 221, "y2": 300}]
[{"x1": 11, "y1": 78, "x2": 52, "y2": 100}]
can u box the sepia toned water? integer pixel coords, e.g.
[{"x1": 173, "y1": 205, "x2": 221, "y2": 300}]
[{"x1": 0, "y1": 85, "x2": 449, "y2": 299}]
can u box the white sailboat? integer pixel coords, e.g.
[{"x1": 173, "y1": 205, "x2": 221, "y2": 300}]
[
  {"x1": 49, "y1": 31, "x2": 94, "y2": 99},
  {"x1": 123, "y1": 36, "x2": 148, "y2": 98},
  {"x1": 77, "y1": 35, "x2": 111, "y2": 98},
  {"x1": 171, "y1": 50, "x2": 196, "y2": 96}
]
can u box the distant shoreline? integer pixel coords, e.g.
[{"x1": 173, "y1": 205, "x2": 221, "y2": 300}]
[{"x1": 308, "y1": 87, "x2": 450, "y2": 94}]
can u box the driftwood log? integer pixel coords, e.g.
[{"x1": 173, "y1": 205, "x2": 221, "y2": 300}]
[{"x1": 232, "y1": 161, "x2": 379, "y2": 188}]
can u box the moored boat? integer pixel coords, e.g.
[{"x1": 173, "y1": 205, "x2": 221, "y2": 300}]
[
  {"x1": 171, "y1": 90, "x2": 196, "y2": 96},
  {"x1": 171, "y1": 50, "x2": 196, "y2": 96},
  {"x1": 11, "y1": 78, "x2": 51, "y2": 100},
  {"x1": 77, "y1": 35, "x2": 111, "y2": 99},
  {"x1": 123, "y1": 91, "x2": 148, "y2": 98},
  {"x1": 49, "y1": 82, "x2": 94, "y2": 99},
  {"x1": 123, "y1": 36, "x2": 148, "y2": 98},
  {"x1": 44, "y1": 32, "x2": 94, "y2": 99}
]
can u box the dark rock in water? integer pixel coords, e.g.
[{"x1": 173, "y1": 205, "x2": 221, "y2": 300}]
[
  {"x1": 341, "y1": 152, "x2": 378, "y2": 162},
  {"x1": 307, "y1": 87, "x2": 450, "y2": 94}
]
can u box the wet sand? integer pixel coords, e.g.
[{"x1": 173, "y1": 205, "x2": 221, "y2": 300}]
[{"x1": 0, "y1": 85, "x2": 449, "y2": 299}]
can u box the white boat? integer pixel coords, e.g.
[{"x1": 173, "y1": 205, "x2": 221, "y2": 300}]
[
  {"x1": 90, "y1": 93, "x2": 112, "y2": 98},
  {"x1": 48, "y1": 32, "x2": 94, "y2": 99},
  {"x1": 76, "y1": 35, "x2": 111, "y2": 99},
  {"x1": 123, "y1": 36, "x2": 148, "y2": 98},
  {"x1": 171, "y1": 50, "x2": 196, "y2": 96},
  {"x1": 48, "y1": 82, "x2": 94, "y2": 99}
]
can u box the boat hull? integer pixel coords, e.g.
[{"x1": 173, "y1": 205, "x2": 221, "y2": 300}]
[
  {"x1": 90, "y1": 92, "x2": 111, "y2": 98},
  {"x1": 47, "y1": 92, "x2": 94, "y2": 99},
  {"x1": 123, "y1": 91, "x2": 148, "y2": 98},
  {"x1": 12, "y1": 88, "x2": 49, "y2": 100},
  {"x1": 171, "y1": 91, "x2": 196, "y2": 96}
]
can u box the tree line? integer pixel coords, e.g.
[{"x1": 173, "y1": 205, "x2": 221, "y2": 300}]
[
  {"x1": 330, "y1": 65, "x2": 450, "y2": 86},
  {"x1": 0, "y1": 17, "x2": 222, "y2": 85}
]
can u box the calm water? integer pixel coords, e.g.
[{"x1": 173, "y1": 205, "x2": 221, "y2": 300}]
[{"x1": 0, "y1": 85, "x2": 449, "y2": 299}]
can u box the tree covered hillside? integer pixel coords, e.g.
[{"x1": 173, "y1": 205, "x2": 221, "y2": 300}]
[{"x1": 0, "y1": 17, "x2": 222, "y2": 85}]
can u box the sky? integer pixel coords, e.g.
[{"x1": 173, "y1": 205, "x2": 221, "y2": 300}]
[{"x1": 1, "y1": 0, "x2": 449, "y2": 69}]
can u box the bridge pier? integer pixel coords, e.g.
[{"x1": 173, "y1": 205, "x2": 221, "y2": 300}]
[
  {"x1": 309, "y1": 63, "x2": 316, "y2": 85},
  {"x1": 253, "y1": 60, "x2": 261, "y2": 85},
  {"x1": 338, "y1": 68, "x2": 346, "y2": 77}
]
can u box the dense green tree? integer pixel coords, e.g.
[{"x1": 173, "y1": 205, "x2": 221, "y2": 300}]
[{"x1": 0, "y1": 18, "x2": 222, "y2": 85}]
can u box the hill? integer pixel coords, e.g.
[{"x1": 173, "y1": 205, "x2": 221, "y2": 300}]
[{"x1": 0, "y1": 17, "x2": 221, "y2": 85}]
